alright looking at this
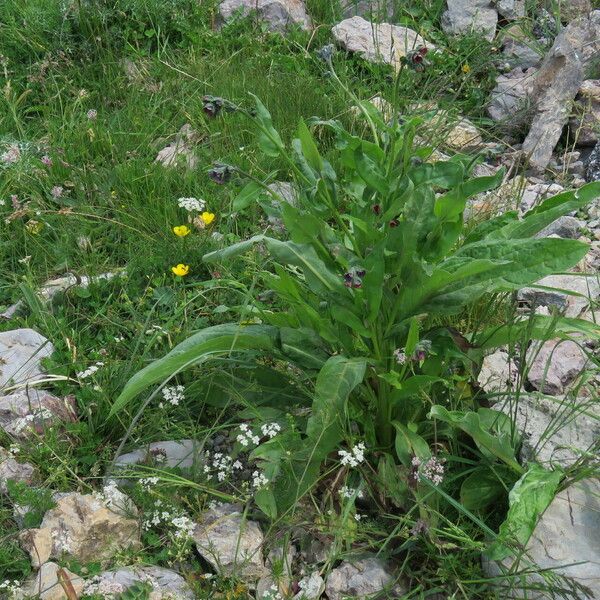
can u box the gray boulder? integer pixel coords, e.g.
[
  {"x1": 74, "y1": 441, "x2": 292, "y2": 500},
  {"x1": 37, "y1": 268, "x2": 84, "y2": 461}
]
[
  {"x1": 522, "y1": 11, "x2": 600, "y2": 170},
  {"x1": 534, "y1": 215, "x2": 583, "y2": 239},
  {"x1": 0, "y1": 447, "x2": 36, "y2": 493},
  {"x1": 569, "y1": 80, "x2": 600, "y2": 146},
  {"x1": 0, "y1": 329, "x2": 54, "y2": 390},
  {"x1": 496, "y1": 0, "x2": 525, "y2": 20},
  {"x1": 325, "y1": 557, "x2": 405, "y2": 600},
  {"x1": 83, "y1": 565, "x2": 194, "y2": 599},
  {"x1": 193, "y1": 503, "x2": 266, "y2": 582},
  {"x1": 332, "y1": 16, "x2": 434, "y2": 71},
  {"x1": 441, "y1": 0, "x2": 498, "y2": 42},
  {"x1": 488, "y1": 67, "x2": 537, "y2": 124},
  {"x1": 218, "y1": 0, "x2": 311, "y2": 32},
  {"x1": 0, "y1": 389, "x2": 77, "y2": 440}
]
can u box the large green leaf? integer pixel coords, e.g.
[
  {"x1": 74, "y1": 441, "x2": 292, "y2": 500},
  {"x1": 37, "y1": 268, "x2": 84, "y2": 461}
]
[
  {"x1": 476, "y1": 315, "x2": 600, "y2": 349},
  {"x1": 393, "y1": 421, "x2": 431, "y2": 467},
  {"x1": 489, "y1": 182, "x2": 600, "y2": 240},
  {"x1": 203, "y1": 235, "x2": 267, "y2": 263},
  {"x1": 296, "y1": 118, "x2": 323, "y2": 173},
  {"x1": 486, "y1": 464, "x2": 563, "y2": 560},
  {"x1": 460, "y1": 467, "x2": 512, "y2": 511},
  {"x1": 110, "y1": 324, "x2": 280, "y2": 416},
  {"x1": 428, "y1": 406, "x2": 523, "y2": 472},
  {"x1": 250, "y1": 93, "x2": 284, "y2": 157}
]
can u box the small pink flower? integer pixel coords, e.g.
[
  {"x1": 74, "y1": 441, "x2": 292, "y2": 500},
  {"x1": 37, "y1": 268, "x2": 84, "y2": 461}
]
[
  {"x1": 41, "y1": 155, "x2": 52, "y2": 167},
  {"x1": 51, "y1": 185, "x2": 64, "y2": 199},
  {"x1": 11, "y1": 195, "x2": 20, "y2": 209},
  {"x1": 87, "y1": 109, "x2": 97, "y2": 120},
  {"x1": 1, "y1": 144, "x2": 20, "y2": 164}
]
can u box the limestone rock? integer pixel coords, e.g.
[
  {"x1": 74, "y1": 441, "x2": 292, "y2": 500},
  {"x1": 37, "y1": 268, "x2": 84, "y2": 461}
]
[
  {"x1": 445, "y1": 118, "x2": 483, "y2": 150},
  {"x1": 193, "y1": 503, "x2": 266, "y2": 582},
  {"x1": 294, "y1": 572, "x2": 325, "y2": 599},
  {"x1": 477, "y1": 349, "x2": 518, "y2": 395},
  {"x1": 0, "y1": 329, "x2": 54, "y2": 389},
  {"x1": 526, "y1": 339, "x2": 589, "y2": 395},
  {"x1": 486, "y1": 479, "x2": 600, "y2": 598},
  {"x1": 0, "y1": 389, "x2": 77, "y2": 440},
  {"x1": 154, "y1": 124, "x2": 200, "y2": 169},
  {"x1": 441, "y1": 0, "x2": 498, "y2": 42},
  {"x1": 218, "y1": 0, "x2": 311, "y2": 32},
  {"x1": 534, "y1": 215, "x2": 583, "y2": 239},
  {"x1": 518, "y1": 274, "x2": 600, "y2": 318},
  {"x1": 488, "y1": 67, "x2": 537, "y2": 124},
  {"x1": 16, "y1": 562, "x2": 84, "y2": 600},
  {"x1": 0, "y1": 447, "x2": 36, "y2": 493},
  {"x1": 501, "y1": 25, "x2": 543, "y2": 69},
  {"x1": 519, "y1": 181, "x2": 563, "y2": 212},
  {"x1": 20, "y1": 490, "x2": 140, "y2": 567},
  {"x1": 558, "y1": 0, "x2": 593, "y2": 23},
  {"x1": 570, "y1": 80, "x2": 600, "y2": 146},
  {"x1": 496, "y1": 0, "x2": 525, "y2": 20},
  {"x1": 83, "y1": 565, "x2": 194, "y2": 600},
  {"x1": 325, "y1": 557, "x2": 404, "y2": 600},
  {"x1": 332, "y1": 16, "x2": 434, "y2": 71},
  {"x1": 522, "y1": 11, "x2": 600, "y2": 170},
  {"x1": 494, "y1": 394, "x2": 599, "y2": 467},
  {"x1": 114, "y1": 439, "x2": 204, "y2": 471}
]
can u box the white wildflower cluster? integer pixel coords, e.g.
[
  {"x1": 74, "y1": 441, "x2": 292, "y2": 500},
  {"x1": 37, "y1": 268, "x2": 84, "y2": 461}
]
[
  {"x1": 161, "y1": 385, "x2": 185, "y2": 407},
  {"x1": 338, "y1": 442, "x2": 366, "y2": 467},
  {"x1": 339, "y1": 485, "x2": 364, "y2": 499},
  {"x1": 237, "y1": 423, "x2": 260, "y2": 447},
  {"x1": 94, "y1": 482, "x2": 131, "y2": 513},
  {"x1": 8, "y1": 444, "x2": 20, "y2": 455},
  {"x1": 0, "y1": 580, "x2": 21, "y2": 598},
  {"x1": 87, "y1": 109, "x2": 97, "y2": 120},
  {"x1": 76, "y1": 360, "x2": 104, "y2": 379},
  {"x1": 412, "y1": 456, "x2": 445, "y2": 486},
  {"x1": 1, "y1": 144, "x2": 20, "y2": 165},
  {"x1": 51, "y1": 528, "x2": 74, "y2": 553},
  {"x1": 393, "y1": 348, "x2": 406, "y2": 365},
  {"x1": 252, "y1": 470, "x2": 269, "y2": 490},
  {"x1": 203, "y1": 452, "x2": 243, "y2": 482},
  {"x1": 177, "y1": 197, "x2": 205, "y2": 212},
  {"x1": 260, "y1": 422, "x2": 281, "y2": 439},
  {"x1": 12, "y1": 407, "x2": 54, "y2": 434},
  {"x1": 82, "y1": 578, "x2": 125, "y2": 599},
  {"x1": 354, "y1": 513, "x2": 364, "y2": 522},
  {"x1": 114, "y1": 335, "x2": 125, "y2": 343},
  {"x1": 260, "y1": 584, "x2": 283, "y2": 600},
  {"x1": 142, "y1": 500, "x2": 196, "y2": 540},
  {"x1": 139, "y1": 476, "x2": 159, "y2": 491}
]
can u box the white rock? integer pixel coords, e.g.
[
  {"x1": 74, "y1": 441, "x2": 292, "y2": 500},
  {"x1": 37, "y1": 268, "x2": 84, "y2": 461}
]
[
  {"x1": 494, "y1": 394, "x2": 600, "y2": 467},
  {"x1": 325, "y1": 557, "x2": 404, "y2": 600},
  {"x1": 441, "y1": 0, "x2": 498, "y2": 42},
  {"x1": 0, "y1": 389, "x2": 77, "y2": 440},
  {"x1": 0, "y1": 447, "x2": 36, "y2": 493},
  {"x1": 294, "y1": 572, "x2": 325, "y2": 599},
  {"x1": 477, "y1": 349, "x2": 518, "y2": 395},
  {"x1": 486, "y1": 479, "x2": 600, "y2": 599},
  {"x1": 488, "y1": 67, "x2": 537, "y2": 124},
  {"x1": 332, "y1": 16, "x2": 434, "y2": 71},
  {"x1": 155, "y1": 124, "x2": 200, "y2": 169},
  {"x1": 496, "y1": 0, "x2": 525, "y2": 20},
  {"x1": 445, "y1": 118, "x2": 483, "y2": 150},
  {"x1": 522, "y1": 11, "x2": 600, "y2": 170},
  {"x1": 20, "y1": 490, "x2": 140, "y2": 567},
  {"x1": 219, "y1": 0, "x2": 311, "y2": 31},
  {"x1": 83, "y1": 565, "x2": 194, "y2": 600},
  {"x1": 16, "y1": 562, "x2": 84, "y2": 600},
  {"x1": 114, "y1": 439, "x2": 204, "y2": 471},
  {"x1": 518, "y1": 273, "x2": 600, "y2": 318},
  {"x1": 527, "y1": 339, "x2": 589, "y2": 395},
  {"x1": 193, "y1": 503, "x2": 266, "y2": 582},
  {"x1": 0, "y1": 329, "x2": 54, "y2": 389}
]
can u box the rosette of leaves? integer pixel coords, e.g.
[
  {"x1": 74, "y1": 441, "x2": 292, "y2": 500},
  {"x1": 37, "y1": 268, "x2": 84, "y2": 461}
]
[{"x1": 112, "y1": 95, "x2": 600, "y2": 546}]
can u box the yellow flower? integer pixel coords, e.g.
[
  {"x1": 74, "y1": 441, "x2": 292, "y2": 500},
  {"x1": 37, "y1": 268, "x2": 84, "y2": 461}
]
[
  {"x1": 461, "y1": 64, "x2": 471, "y2": 74},
  {"x1": 25, "y1": 220, "x2": 44, "y2": 235},
  {"x1": 201, "y1": 211, "x2": 215, "y2": 225},
  {"x1": 171, "y1": 263, "x2": 190, "y2": 277},
  {"x1": 173, "y1": 225, "x2": 191, "y2": 237}
]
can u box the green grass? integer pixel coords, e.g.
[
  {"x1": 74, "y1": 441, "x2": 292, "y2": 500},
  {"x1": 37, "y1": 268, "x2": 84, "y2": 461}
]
[{"x1": 0, "y1": 1, "x2": 598, "y2": 598}]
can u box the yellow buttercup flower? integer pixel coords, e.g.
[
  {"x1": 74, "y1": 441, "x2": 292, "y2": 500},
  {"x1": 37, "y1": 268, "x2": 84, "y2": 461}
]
[
  {"x1": 201, "y1": 211, "x2": 215, "y2": 225},
  {"x1": 173, "y1": 225, "x2": 191, "y2": 237},
  {"x1": 461, "y1": 64, "x2": 471, "y2": 74},
  {"x1": 171, "y1": 263, "x2": 190, "y2": 277}
]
